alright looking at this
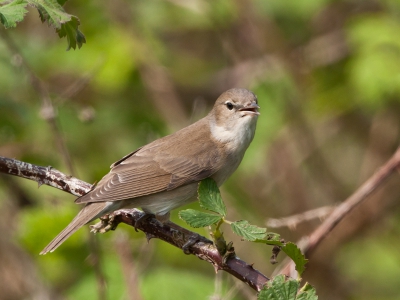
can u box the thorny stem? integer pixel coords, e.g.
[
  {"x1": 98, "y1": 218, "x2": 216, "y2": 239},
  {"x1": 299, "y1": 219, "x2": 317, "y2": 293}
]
[{"x1": 0, "y1": 155, "x2": 270, "y2": 292}]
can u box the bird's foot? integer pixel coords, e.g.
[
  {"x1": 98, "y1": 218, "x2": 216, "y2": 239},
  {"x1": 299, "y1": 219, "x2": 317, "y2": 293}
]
[
  {"x1": 134, "y1": 212, "x2": 170, "y2": 232},
  {"x1": 134, "y1": 213, "x2": 155, "y2": 232},
  {"x1": 182, "y1": 233, "x2": 207, "y2": 254},
  {"x1": 90, "y1": 214, "x2": 119, "y2": 234}
]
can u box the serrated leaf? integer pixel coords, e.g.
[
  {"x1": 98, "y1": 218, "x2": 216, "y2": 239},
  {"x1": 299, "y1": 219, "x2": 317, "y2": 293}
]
[
  {"x1": 56, "y1": 17, "x2": 86, "y2": 50},
  {"x1": 258, "y1": 276, "x2": 318, "y2": 300},
  {"x1": 297, "y1": 283, "x2": 318, "y2": 300},
  {"x1": 33, "y1": 0, "x2": 86, "y2": 50},
  {"x1": 258, "y1": 275, "x2": 299, "y2": 300},
  {"x1": 0, "y1": 0, "x2": 28, "y2": 28},
  {"x1": 198, "y1": 178, "x2": 226, "y2": 216},
  {"x1": 231, "y1": 220, "x2": 267, "y2": 241},
  {"x1": 35, "y1": 0, "x2": 70, "y2": 27},
  {"x1": 281, "y1": 242, "x2": 308, "y2": 276},
  {"x1": 179, "y1": 209, "x2": 222, "y2": 228},
  {"x1": 254, "y1": 233, "x2": 283, "y2": 246}
]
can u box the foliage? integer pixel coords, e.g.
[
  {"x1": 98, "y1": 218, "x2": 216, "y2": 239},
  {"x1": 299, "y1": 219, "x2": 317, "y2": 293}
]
[
  {"x1": 258, "y1": 275, "x2": 317, "y2": 300},
  {"x1": 1, "y1": 0, "x2": 400, "y2": 299},
  {"x1": 178, "y1": 209, "x2": 222, "y2": 228},
  {"x1": 0, "y1": 0, "x2": 85, "y2": 49},
  {"x1": 180, "y1": 178, "x2": 311, "y2": 295}
]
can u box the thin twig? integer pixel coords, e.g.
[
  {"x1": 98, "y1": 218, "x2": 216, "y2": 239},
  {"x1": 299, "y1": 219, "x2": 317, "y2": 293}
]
[
  {"x1": 87, "y1": 235, "x2": 107, "y2": 300},
  {"x1": 0, "y1": 30, "x2": 75, "y2": 175},
  {"x1": 139, "y1": 64, "x2": 188, "y2": 130},
  {"x1": 114, "y1": 233, "x2": 144, "y2": 300},
  {"x1": 276, "y1": 146, "x2": 400, "y2": 277},
  {"x1": 0, "y1": 155, "x2": 270, "y2": 292},
  {"x1": 266, "y1": 206, "x2": 334, "y2": 229}
]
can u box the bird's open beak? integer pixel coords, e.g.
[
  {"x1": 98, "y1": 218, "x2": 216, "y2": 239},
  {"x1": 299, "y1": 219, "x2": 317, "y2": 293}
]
[{"x1": 239, "y1": 102, "x2": 260, "y2": 116}]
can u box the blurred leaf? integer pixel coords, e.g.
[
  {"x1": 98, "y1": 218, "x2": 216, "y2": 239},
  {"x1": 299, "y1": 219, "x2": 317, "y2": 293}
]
[
  {"x1": 281, "y1": 242, "x2": 308, "y2": 276},
  {"x1": 56, "y1": 16, "x2": 86, "y2": 50},
  {"x1": 297, "y1": 283, "x2": 318, "y2": 300},
  {"x1": 34, "y1": 0, "x2": 86, "y2": 49},
  {"x1": 141, "y1": 267, "x2": 215, "y2": 300},
  {"x1": 258, "y1": 275, "x2": 298, "y2": 300},
  {"x1": 230, "y1": 220, "x2": 267, "y2": 241},
  {"x1": 0, "y1": 0, "x2": 28, "y2": 28},
  {"x1": 67, "y1": 253, "x2": 125, "y2": 299},
  {"x1": 348, "y1": 15, "x2": 400, "y2": 108},
  {"x1": 198, "y1": 178, "x2": 226, "y2": 216},
  {"x1": 179, "y1": 209, "x2": 222, "y2": 228},
  {"x1": 258, "y1": 275, "x2": 318, "y2": 300},
  {"x1": 1, "y1": 0, "x2": 85, "y2": 49}
]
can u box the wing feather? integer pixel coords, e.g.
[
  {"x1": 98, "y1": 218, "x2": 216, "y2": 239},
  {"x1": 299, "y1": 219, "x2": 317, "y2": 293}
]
[{"x1": 75, "y1": 118, "x2": 225, "y2": 204}]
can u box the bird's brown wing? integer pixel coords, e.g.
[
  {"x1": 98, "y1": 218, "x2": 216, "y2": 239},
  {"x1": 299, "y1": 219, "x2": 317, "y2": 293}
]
[{"x1": 75, "y1": 126, "x2": 224, "y2": 204}]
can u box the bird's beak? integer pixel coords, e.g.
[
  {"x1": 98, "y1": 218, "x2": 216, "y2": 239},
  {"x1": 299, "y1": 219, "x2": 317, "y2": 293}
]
[{"x1": 239, "y1": 102, "x2": 260, "y2": 116}]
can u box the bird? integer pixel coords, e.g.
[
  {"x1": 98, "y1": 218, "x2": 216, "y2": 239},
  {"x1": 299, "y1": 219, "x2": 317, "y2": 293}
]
[{"x1": 40, "y1": 88, "x2": 260, "y2": 254}]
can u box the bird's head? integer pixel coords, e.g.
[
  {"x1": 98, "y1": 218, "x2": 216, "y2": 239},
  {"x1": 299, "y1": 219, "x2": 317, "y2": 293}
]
[{"x1": 209, "y1": 88, "x2": 259, "y2": 145}]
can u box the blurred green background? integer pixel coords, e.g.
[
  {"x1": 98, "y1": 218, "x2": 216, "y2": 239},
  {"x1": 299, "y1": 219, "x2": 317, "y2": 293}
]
[{"x1": 1, "y1": 0, "x2": 400, "y2": 299}]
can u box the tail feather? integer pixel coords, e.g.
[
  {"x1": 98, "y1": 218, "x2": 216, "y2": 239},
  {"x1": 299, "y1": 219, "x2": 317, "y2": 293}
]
[{"x1": 40, "y1": 202, "x2": 109, "y2": 255}]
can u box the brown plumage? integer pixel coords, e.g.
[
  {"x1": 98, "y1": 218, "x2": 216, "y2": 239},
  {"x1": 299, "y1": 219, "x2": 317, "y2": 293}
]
[{"x1": 41, "y1": 88, "x2": 259, "y2": 254}]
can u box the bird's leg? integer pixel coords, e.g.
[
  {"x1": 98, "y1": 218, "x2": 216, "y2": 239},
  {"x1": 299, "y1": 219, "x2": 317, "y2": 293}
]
[
  {"x1": 161, "y1": 218, "x2": 211, "y2": 254},
  {"x1": 134, "y1": 211, "x2": 171, "y2": 232},
  {"x1": 181, "y1": 235, "x2": 202, "y2": 254},
  {"x1": 134, "y1": 213, "x2": 156, "y2": 232}
]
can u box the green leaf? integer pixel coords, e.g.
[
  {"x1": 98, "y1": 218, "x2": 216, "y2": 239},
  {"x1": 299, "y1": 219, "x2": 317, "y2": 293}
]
[
  {"x1": 198, "y1": 178, "x2": 226, "y2": 216},
  {"x1": 56, "y1": 16, "x2": 86, "y2": 50},
  {"x1": 297, "y1": 283, "x2": 318, "y2": 300},
  {"x1": 281, "y1": 242, "x2": 308, "y2": 276},
  {"x1": 0, "y1": 0, "x2": 28, "y2": 28},
  {"x1": 258, "y1": 276, "x2": 318, "y2": 300},
  {"x1": 179, "y1": 209, "x2": 222, "y2": 228},
  {"x1": 254, "y1": 233, "x2": 282, "y2": 245},
  {"x1": 231, "y1": 220, "x2": 267, "y2": 241},
  {"x1": 33, "y1": 0, "x2": 86, "y2": 50},
  {"x1": 56, "y1": 0, "x2": 68, "y2": 5},
  {"x1": 258, "y1": 275, "x2": 299, "y2": 300},
  {"x1": 0, "y1": 0, "x2": 85, "y2": 49}
]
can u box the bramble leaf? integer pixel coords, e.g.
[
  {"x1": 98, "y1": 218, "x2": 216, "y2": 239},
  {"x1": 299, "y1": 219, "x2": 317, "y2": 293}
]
[
  {"x1": 281, "y1": 242, "x2": 308, "y2": 276},
  {"x1": 297, "y1": 282, "x2": 318, "y2": 300},
  {"x1": 34, "y1": 0, "x2": 86, "y2": 50},
  {"x1": 0, "y1": 0, "x2": 28, "y2": 28},
  {"x1": 258, "y1": 275, "x2": 298, "y2": 300},
  {"x1": 179, "y1": 209, "x2": 222, "y2": 228},
  {"x1": 0, "y1": 0, "x2": 85, "y2": 50},
  {"x1": 231, "y1": 220, "x2": 267, "y2": 241},
  {"x1": 198, "y1": 178, "x2": 226, "y2": 216},
  {"x1": 258, "y1": 275, "x2": 318, "y2": 300}
]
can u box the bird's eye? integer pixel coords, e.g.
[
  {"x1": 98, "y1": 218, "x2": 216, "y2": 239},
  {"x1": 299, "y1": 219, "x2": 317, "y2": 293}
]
[{"x1": 226, "y1": 102, "x2": 234, "y2": 110}]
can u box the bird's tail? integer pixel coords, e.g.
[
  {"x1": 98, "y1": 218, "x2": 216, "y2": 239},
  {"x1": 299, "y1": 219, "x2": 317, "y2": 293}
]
[{"x1": 40, "y1": 202, "x2": 109, "y2": 255}]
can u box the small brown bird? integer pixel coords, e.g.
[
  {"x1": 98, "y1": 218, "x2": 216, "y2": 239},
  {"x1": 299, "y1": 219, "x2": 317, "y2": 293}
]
[{"x1": 41, "y1": 88, "x2": 259, "y2": 254}]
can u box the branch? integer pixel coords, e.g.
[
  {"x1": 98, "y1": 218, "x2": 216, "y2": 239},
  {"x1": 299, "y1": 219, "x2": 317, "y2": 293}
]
[
  {"x1": 0, "y1": 155, "x2": 269, "y2": 292},
  {"x1": 266, "y1": 206, "x2": 334, "y2": 229},
  {"x1": 0, "y1": 30, "x2": 75, "y2": 175},
  {"x1": 0, "y1": 156, "x2": 91, "y2": 196},
  {"x1": 276, "y1": 146, "x2": 400, "y2": 277}
]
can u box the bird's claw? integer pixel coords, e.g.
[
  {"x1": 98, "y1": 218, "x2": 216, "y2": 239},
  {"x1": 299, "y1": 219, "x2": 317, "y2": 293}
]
[
  {"x1": 134, "y1": 213, "x2": 155, "y2": 232},
  {"x1": 182, "y1": 234, "x2": 202, "y2": 254}
]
